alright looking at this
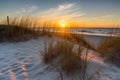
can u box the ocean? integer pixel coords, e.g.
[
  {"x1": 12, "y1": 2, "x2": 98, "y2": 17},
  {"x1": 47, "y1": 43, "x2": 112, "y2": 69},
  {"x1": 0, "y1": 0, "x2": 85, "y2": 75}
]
[
  {"x1": 39, "y1": 27, "x2": 120, "y2": 37},
  {"x1": 67, "y1": 28, "x2": 120, "y2": 34}
]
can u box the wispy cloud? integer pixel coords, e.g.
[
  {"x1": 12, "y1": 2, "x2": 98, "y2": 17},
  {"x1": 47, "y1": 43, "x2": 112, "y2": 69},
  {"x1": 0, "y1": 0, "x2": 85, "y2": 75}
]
[
  {"x1": 101, "y1": 15, "x2": 116, "y2": 18},
  {"x1": 58, "y1": 4, "x2": 74, "y2": 10},
  {"x1": 36, "y1": 3, "x2": 85, "y2": 21},
  {"x1": 16, "y1": 5, "x2": 38, "y2": 15},
  {"x1": 28, "y1": 6, "x2": 38, "y2": 12},
  {"x1": 75, "y1": 14, "x2": 117, "y2": 22}
]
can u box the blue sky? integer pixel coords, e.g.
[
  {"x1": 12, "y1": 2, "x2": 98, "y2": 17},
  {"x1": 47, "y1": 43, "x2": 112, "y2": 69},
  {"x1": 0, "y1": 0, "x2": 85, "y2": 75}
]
[{"x1": 0, "y1": 0, "x2": 120, "y2": 27}]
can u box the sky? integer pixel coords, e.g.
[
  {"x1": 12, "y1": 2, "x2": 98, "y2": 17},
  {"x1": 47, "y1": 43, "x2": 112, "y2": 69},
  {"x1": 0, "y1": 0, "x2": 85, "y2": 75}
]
[{"x1": 0, "y1": 0, "x2": 120, "y2": 27}]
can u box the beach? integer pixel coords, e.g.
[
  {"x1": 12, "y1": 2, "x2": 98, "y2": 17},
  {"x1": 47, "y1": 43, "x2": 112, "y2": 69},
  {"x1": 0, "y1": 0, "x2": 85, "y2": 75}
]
[{"x1": 0, "y1": 35, "x2": 120, "y2": 80}]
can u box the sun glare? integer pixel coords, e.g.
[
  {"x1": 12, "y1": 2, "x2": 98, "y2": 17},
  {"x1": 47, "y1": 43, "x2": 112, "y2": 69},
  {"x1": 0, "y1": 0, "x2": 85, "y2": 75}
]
[
  {"x1": 59, "y1": 20, "x2": 67, "y2": 28},
  {"x1": 61, "y1": 23, "x2": 66, "y2": 27}
]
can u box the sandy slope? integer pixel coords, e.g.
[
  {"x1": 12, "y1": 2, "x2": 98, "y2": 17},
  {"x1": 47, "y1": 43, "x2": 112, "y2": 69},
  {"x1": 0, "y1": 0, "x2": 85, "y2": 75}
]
[{"x1": 0, "y1": 36, "x2": 120, "y2": 80}]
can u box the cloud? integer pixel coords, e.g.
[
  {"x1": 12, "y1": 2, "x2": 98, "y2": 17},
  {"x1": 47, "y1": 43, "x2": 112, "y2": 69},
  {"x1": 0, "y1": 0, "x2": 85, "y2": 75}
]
[
  {"x1": 58, "y1": 4, "x2": 74, "y2": 10},
  {"x1": 77, "y1": 14, "x2": 117, "y2": 22},
  {"x1": 16, "y1": 5, "x2": 38, "y2": 15},
  {"x1": 28, "y1": 6, "x2": 38, "y2": 12},
  {"x1": 36, "y1": 3, "x2": 85, "y2": 21},
  {"x1": 101, "y1": 14, "x2": 116, "y2": 19}
]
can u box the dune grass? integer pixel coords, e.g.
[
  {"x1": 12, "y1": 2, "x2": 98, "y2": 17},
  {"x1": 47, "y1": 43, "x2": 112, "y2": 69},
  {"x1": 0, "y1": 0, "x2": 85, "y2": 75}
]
[
  {"x1": 42, "y1": 40, "x2": 97, "y2": 80},
  {"x1": 98, "y1": 32, "x2": 120, "y2": 67},
  {"x1": 0, "y1": 17, "x2": 39, "y2": 42}
]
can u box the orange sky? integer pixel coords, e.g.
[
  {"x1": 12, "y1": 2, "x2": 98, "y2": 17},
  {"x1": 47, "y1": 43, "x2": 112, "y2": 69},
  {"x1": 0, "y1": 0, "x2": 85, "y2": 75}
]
[{"x1": 35, "y1": 18, "x2": 120, "y2": 28}]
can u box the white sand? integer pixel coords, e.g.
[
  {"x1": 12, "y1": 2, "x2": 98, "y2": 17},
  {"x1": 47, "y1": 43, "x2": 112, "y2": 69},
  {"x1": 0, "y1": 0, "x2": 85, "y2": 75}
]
[{"x1": 0, "y1": 36, "x2": 120, "y2": 80}]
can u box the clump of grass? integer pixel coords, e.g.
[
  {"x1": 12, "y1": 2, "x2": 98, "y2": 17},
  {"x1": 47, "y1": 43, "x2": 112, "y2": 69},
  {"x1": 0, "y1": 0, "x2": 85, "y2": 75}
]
[
  {"x1": 42, "y1": 40, "x2": 96, "y2": 80},
  {"x1": 0, "y1": 17, "x2": 38, "y2": 42},
  {"x1": 42, "y1": 40, "x2": 82, "y2": 70},
  {"x1": 59, "y1": 41, "x2": 82, "y2": 74},
  {"x1": 42, "y1": 41, "x2": 58, "y2": 63},
  {"x1": 98, "y1": 32, "x2": 120, "y2": 67}
]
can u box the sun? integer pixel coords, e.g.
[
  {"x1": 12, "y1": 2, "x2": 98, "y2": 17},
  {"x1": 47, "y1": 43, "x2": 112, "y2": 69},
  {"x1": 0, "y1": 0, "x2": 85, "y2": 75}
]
[
  {"x1": 59, "y1": 20, "x2": 67, "y2": 28},
  {"x1": 60, "y1": 23, "x2": 66, "y2": 27}
]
